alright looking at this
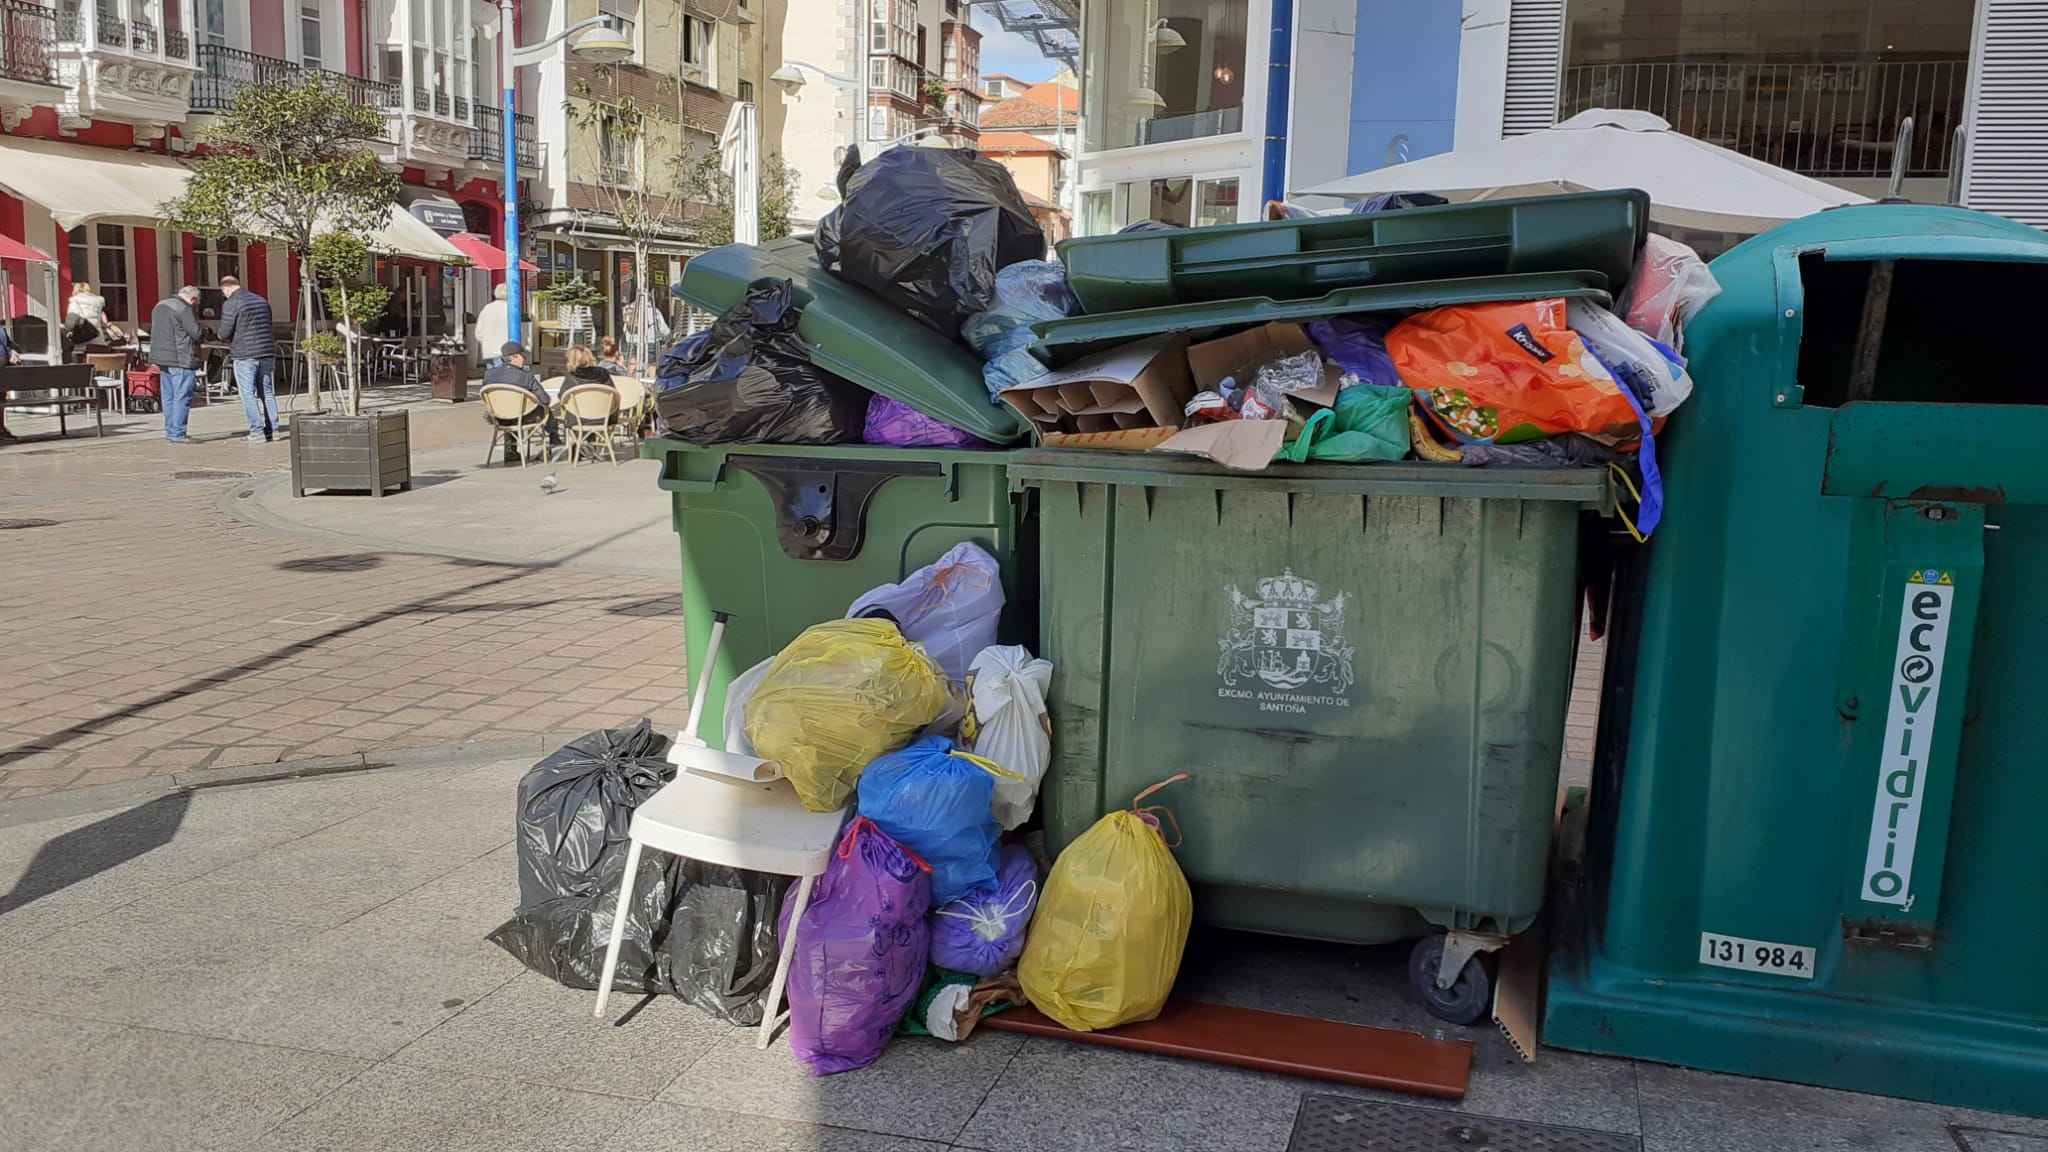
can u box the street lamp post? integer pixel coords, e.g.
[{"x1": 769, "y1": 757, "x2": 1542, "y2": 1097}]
[{"x1": 482, "y1": 8, "x2": 632, "y2": 346}]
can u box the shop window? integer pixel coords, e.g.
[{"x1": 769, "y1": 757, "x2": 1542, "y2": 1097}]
[
  {"x1": 68, "y1": 223, "x2": 129, "y2": 322},
  {"x1": 1084, "y1": 0, "x2": 1248, "y2": 152},
  {"x1": 1116, "y1": 175, "x2": 1238, "y2": 229},
  {"x1": 1561, "y1": 0, "x2": 1972, "y2": 180}
]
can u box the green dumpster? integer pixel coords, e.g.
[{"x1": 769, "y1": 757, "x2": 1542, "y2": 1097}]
[
  {"x1": 651, "y1": 440, "x2": 1031, "y2": 751},
  {"x1": 1544, "y1": 205, "x2": 2048, "y2": 1115},
  {"x1": 657, "y1": 241, "x2": 1037, "y2": 750},
  {"x1": 1013, "y1": 450, "x2": 1608, "y2": 1021}
]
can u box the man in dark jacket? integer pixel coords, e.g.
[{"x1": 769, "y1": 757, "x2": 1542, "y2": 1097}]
[
  {"x1": 482, "y1": 341, "x2": 557, "y2": 462},
  {"x1": 216, "y1": 275, "x2": 278, "y2": 443},
  {"x1": 149, "y1": 286, "x2": 202, "y2": 443}
]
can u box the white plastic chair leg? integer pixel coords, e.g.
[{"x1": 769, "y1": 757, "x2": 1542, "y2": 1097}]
[
  {"x1": 592, "y1": 839, "x2": 645, "y2": 1019},
  {"x1": 756, "y1": 872, "x2": 815, "y2": 1050}
]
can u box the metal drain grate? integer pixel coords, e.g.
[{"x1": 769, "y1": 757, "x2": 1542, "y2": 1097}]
[
  {"x1": 0, "y1": 517, "x2": 58, "y2": 530},
  {"x1": 1287, "y1": 1097, "x2": 1641, "y2": 1152},
  {"x1": 171, "y1": 469, "x2": 252, "y2": 481}
]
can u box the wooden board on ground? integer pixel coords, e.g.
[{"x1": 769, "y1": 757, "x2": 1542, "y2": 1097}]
[{"x1": 981, "y1": 1000, "x2": 1471, "y2": 1099}]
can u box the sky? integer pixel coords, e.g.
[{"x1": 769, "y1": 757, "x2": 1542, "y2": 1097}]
[{"x1": 970, "y1": 8, "x2": 1065, "y2": 85}]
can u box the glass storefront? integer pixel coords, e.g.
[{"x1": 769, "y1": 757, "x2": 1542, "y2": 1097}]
[
  {"x1": 1113, "y1": 175, "x2": 1241, "y2": 229},
  {"x1": 1563, "y1": 0, "x2": 1972, "y2": 179},
  {"x1": 1083, "y1": 0, "x2": 1248, "y2": 152}
]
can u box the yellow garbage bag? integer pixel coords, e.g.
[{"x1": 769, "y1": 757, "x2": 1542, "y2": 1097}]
[
  {"x1": 1018, "y1": 776, "x2": 1193, "y2": 1032},
  {"x1": 744, "y1": 619, "x2": 951, "y2": 812}
]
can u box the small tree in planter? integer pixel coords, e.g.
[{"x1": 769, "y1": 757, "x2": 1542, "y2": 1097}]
[
  {"x1": 160, "y1": 73, "x2": 398, "y2": 416},
  {"x1": 276, "y1": 233, "x2": 411, "y2": 497}
]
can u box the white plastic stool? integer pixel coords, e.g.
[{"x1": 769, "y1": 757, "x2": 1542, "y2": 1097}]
[{"x1": 591, "y1": 767, "x2": 848, "y2": 1048}]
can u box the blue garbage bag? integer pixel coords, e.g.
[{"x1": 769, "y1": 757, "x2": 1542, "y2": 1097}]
[
  {"x1": 962, "y1": 261, "x2": 1076, "y2": 401},
  {"x1": 856, "y1": 734, "x2": 1010, "y2": 906}
]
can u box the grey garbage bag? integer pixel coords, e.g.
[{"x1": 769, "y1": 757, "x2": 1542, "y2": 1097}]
[{"x1": 662, "y1": 861, "x2": 793, "y2": 1025}]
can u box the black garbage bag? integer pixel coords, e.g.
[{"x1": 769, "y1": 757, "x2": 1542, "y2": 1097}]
[
  {"x1": 654, "y1": 280, "x2": 869, "y2": 446},
  {"x1": 508, "y1": 720, "x2": 673, "y2": 911},
  {"x1": 489, "y1": 721, "x2": 678, "y2": 992},
  {"x1": 661, "y1": 861, "x2": 792, "y2": 1025},
  {"x1": 489, "y1": 851, "x2": 683, "y2": 994},
  {"x1": 815, "y1": 145, "x2": 1045, "y2": 337}
]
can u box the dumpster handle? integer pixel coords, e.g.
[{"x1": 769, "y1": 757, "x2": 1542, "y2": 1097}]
[{"x1": 656, "y1": 460, "x2": 725, "y2": 494}]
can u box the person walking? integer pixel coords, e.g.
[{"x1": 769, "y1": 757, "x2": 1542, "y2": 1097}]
[
  {"x1": 149, "y1": 286, "x2": 203, "y2": 443},
  {"x1": 474, "y1": 283, "x2": 510, "y2": 368},
  {"x1": 0, "y1": 322, "x2": 21, "y2": 443},
  {"x1": 216, "y1": 275, "x2": 279, "y2": 442}
]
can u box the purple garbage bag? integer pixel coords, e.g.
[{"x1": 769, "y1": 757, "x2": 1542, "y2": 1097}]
[
  {"x1": 1306, "y1": 315, "x2": 1404, "y2": 390},
  {"x1": 778, "y1": 816, "x2": 933, "y2": 1075},
  {"x1": 930, "y1": 844, "x2": 1038, "y2": 977},
  {"x1": 864, "y1": 395, "x2": 984, "y2": 447}
]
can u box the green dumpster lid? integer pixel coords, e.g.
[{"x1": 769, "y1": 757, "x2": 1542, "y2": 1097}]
[
  {"x1": 1030, "y1": 270, "x2": 1615, "y2": 366},
  {"x1": 1057, "y1": 189, "x2": 1649, "y2": 315},
  {"x1": 673, "y1": 239, "x2": 1028, "y2": 445}
]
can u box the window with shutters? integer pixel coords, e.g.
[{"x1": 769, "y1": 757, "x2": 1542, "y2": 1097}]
[
  {"x1": 1560, "y1": 0, "x2": 1971, "y2": 179},
  {"x1": 1963, "y1": 0, "x2": 2048, "y2": 226}
]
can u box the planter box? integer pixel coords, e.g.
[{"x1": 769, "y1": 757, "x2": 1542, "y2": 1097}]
[{"x1": 289, "y1": 409, "x2": 411, "y2": 498}]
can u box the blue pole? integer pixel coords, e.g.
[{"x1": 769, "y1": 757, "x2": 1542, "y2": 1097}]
[
  {"x1": 501, "y1": 0, "x2": 522, "y2": 347},
  {"x1": 1262, "y1": 0, "x2": 1293, "y2": 210}
]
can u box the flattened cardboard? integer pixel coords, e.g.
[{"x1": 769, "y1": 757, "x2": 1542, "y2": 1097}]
[
  {"x1": 1155, "y1": 420, "x2": 1287, "y2": 471},
  {"x1": 999, "y1": 333, "x2": 1195, "y2": 449}
]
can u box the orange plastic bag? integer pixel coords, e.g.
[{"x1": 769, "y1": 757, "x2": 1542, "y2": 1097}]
[{"x1": 1388, "y1": 299, "x2": 1642, "y2": 446}]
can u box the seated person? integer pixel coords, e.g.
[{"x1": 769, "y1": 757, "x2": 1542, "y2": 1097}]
[
  {"x1": 562, "y1": 344, "x2": 618, "y2": 395},
  {"x1": 482, "y1": 341, "x2": 558, "y2": 458},
  {"x1": 596, "y1": 336, "x2": 628, "y2": 376}
]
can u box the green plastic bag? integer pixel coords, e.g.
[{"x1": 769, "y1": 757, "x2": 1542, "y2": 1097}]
[{"x1": 1273, "y1": 384, "x2": 1412, "y2": 464}]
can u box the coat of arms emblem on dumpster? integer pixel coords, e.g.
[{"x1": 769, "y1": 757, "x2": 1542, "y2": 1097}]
[{"x1": 1217, "y1": 569, "x2": 1356, "y2": 703}]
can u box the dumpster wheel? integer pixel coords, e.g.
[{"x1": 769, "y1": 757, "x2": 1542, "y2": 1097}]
[{"x1": 1408, "y1": 934, "x2": 1493, "y2": 1025}]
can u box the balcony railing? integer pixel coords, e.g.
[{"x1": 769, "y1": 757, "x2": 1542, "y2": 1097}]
[
  {"x1": 93, "y1": 11, "x2": 123, "y2": 47},
  {"x1": 452, "y1": 94, "x2": 467, "y2": 121},
  {"x1": 1560, "y1": 58, "x2": 1968, "y2": 179},
  {"x1": 191, "y1": 43, "x2": 299, "y2": 112},
  {"x1": 126, "y1": 15, "x2": 151, "y2": 52},
  {"x1": 433, "y1": 90, "x2": 448, "y2": 117},
  {"x1": 412, "y1": 84, "x2": 429, "y2": 112},
  {"x1": 1, "y1": 0, "x2": 57, "y2": 83},
  {"x1": 326, "y1": 70, "x2": 397, "y2": 109},
  {"x1": 162, "y1": 26, "x2": 185, "y2": 58},
  {"x1": 469, "y1": 104, "x2": 537, "y2": 167}
]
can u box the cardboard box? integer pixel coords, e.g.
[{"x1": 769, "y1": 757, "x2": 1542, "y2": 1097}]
[
  {"x1": 1186, "y1": 321, "x2": 1344, "y2": 407},
  {"x1": 1000, "y1": 334, "x2": 1195, "y2": 449}
]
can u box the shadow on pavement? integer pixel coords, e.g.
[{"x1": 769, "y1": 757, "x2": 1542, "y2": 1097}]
[{"x1": 0, "y1": 791, "x2": 189, "y2": 915}]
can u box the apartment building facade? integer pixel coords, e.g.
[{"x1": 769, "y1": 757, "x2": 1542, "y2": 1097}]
[
  {"x1": 0, "y1": 0, "x2": 543, "y2": 335},
  {"x1": 523, "y1": 0, "x2": 771, "y2": 348},
  {"x1": 779, "y1": 0, "x2": 982, "y2": 228},
  {"x1": 1078, "y1": 0, "x2": 2048, "y2": 234}
]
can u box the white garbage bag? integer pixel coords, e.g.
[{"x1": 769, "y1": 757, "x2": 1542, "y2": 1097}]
[
  {"x1": 847, "y1": 542, "x2": 1005, "y2": 686},
  {"x1": 963, "y1": 645, "x2": 1054, "y2": 830}
]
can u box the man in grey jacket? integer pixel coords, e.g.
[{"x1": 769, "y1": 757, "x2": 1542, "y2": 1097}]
[
  {"x1": 217, "y1": 275, "x2": 278, "y2": 442},
  {"x1": 149, "y1": 286, "x2": 202, "y2": 443}
]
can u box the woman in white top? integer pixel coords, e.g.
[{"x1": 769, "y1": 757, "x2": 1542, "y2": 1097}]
[
  {"x1": 64, "y1": 282, "x2": 123, "y2": 347},
  {"x1": 474, "y1": 282, "x2": 510, "y2": 366}
]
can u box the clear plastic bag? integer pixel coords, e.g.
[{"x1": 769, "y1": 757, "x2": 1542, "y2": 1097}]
[
  {"x1": 1618, "y1": 233, "x2": 1721, "y2": 351},
  {"x1": 1566, "y1": 298, "x2": 1694, "y2": 418}
]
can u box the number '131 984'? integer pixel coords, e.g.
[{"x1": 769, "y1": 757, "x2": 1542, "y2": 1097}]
[{"x1": 1699, "y1": 932, "x2": 1816, "y2": 979}]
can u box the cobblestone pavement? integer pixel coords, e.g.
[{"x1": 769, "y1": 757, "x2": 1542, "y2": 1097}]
[{"x1": 0, "y1": 399, "x2": 690, "y2": 801}]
